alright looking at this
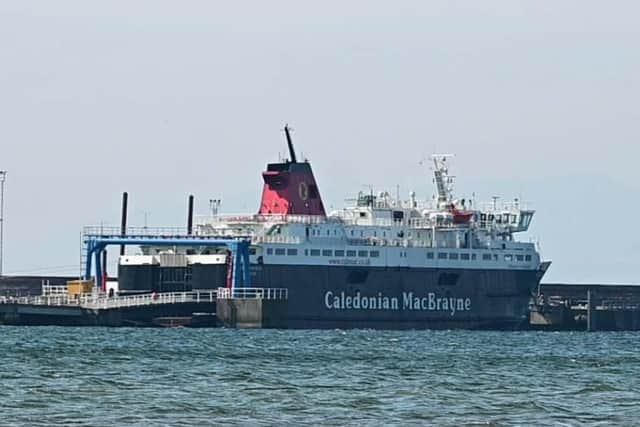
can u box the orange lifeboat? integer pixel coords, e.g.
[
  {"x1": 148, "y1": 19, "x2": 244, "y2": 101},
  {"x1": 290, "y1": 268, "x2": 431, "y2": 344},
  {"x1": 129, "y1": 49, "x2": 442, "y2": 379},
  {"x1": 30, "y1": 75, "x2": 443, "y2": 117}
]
[{"x1": 450, "y1": 207, "x2": 474, "y2": 224}]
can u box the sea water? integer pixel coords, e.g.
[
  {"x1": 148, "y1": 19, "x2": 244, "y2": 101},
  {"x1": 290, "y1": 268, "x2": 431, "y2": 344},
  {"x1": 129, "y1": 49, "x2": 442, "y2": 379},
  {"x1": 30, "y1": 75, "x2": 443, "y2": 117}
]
[{"x1": 0, "y1": 327, "x2": 638, "y2": 426}]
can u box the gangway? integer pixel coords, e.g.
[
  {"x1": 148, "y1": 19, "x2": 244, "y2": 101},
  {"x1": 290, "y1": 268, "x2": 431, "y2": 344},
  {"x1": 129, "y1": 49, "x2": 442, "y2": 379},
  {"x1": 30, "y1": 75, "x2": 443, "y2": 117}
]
[{"x1": 0, "y1": 289, "x2": 218, "y2": 310}]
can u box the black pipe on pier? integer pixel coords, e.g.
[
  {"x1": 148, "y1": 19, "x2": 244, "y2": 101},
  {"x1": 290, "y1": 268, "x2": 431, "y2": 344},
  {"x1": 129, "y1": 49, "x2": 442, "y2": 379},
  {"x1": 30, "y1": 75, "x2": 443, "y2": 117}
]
[
  {"x1": 102, "y1": 249, "x2": 108, "y2": 290},
  {"x1": 187, "y1": 195, "x2": 194, "y2": 235},
  {"x1": 120, "y1": 192, "x2": 128, "y2": 256}
]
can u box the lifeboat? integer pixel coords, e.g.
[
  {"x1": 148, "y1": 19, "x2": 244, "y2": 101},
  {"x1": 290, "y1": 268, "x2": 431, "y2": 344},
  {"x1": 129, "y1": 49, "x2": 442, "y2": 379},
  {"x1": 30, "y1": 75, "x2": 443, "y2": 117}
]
[{"x1": 451, "y1": 208, "x2": 473, "y2": 224}]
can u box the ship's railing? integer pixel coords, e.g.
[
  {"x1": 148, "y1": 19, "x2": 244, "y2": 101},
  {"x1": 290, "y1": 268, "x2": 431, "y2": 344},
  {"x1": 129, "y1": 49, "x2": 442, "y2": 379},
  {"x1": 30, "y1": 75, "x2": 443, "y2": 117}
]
[
  {"x1": 83, "y1": 290, "x2": 218, "y2": 310},
  {"x1": 599, "y1": 299, "x2": 640, "y2": 310},
  {"x1": 83, "y1": 226, "x2": 252, "y2": 241},
  {"x1": 334, "y1": 215, "x2": 473, "y2": 230},
  {"x1": 0, "y1": 290, "x2": 219, "y2": 310},
  {"x1": 253, "y1": 235, "x2": 303, "y2": 245},
  {"x1": 217, "y1": 287, "x2": 288, "y2": 300},
  {"x1": 476, "y1": 201, "x2": 530, "y2": 213},
  {"x1": 541, "y1": 295, "x2": 640, "y2": 311},
  {"x1": 42, "y1": 282, "x2": 68, "y2": 296},
  {"x1": 344, "y1": 238, "x2": 434, "y2": 248},
  {"x1": 83, "y1": 225, "x2": 190, "y2": 237},
  {"x1": 195, "y1": 214, "x2": 329, "y2": 226}
]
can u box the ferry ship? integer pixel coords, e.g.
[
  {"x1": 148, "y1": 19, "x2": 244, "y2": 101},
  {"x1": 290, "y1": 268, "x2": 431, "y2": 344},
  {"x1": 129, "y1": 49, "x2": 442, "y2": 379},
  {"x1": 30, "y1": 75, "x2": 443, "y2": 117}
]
[{"x1": 118, "y1": 126, "x2": 550, "y2": 329}]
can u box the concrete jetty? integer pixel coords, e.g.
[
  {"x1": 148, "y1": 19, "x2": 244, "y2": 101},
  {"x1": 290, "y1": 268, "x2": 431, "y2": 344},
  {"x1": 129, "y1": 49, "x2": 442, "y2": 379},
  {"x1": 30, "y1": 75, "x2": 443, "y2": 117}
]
[
  {"x1": 0, "y1": 286, "x2": 288, "y2": 328},
  {"x1": 530, "y1": 283, "x2": 640, "y2": 331}
]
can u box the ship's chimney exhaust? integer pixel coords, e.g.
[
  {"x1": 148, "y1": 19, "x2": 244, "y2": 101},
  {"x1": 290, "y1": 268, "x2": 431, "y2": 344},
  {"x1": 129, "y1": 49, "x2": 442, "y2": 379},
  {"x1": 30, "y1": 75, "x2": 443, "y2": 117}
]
[
  {"x1": 284, "y1": 124, "x2": 297, "y2": 163},
  {"x1": 187, "y1": 194, "x2": 194, "y2": 235},
  {"x1": 120, "y1": 192, "x2": 128, "y2": 256}
]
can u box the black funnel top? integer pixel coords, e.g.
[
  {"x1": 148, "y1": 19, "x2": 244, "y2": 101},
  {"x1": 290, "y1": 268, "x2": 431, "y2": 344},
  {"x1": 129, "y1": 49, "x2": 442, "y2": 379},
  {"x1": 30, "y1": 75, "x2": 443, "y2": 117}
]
[{"x1": 284, "y1": 124, "x2": 297, "y2": 163}]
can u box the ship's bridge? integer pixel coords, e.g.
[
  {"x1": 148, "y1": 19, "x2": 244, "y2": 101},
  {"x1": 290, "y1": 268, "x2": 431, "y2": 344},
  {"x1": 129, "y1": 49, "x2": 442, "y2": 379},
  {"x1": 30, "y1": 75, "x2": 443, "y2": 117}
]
[{"x1": 475, "y1": 200, "x2": 535, "y2": 234}]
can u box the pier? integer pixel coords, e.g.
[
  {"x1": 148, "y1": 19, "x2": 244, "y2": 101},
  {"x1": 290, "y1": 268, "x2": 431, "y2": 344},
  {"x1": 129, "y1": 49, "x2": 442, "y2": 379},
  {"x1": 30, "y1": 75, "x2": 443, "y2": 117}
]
[
  {"x1": 0, "y1": 288, "x2": 218, "y2": 327},
  {"x1": 217, "y1": 287, "x2": 289, "y2": 328},
  {"x1": 0, "y1": 225, "x2": 289, "y2": 328},
  {"x1": 0, "y1": 286, "x2": 289, "y2": 327},
  {"x1": 530, "y1": 283, "x2": 640, "y2": 331}
]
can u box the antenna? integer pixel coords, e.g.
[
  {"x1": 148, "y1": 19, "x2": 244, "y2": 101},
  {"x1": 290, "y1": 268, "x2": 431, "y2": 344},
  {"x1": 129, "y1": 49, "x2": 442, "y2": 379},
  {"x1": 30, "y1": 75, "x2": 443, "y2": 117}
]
[
  {"x1": 209, "y1": 199, "x2": 221, "y2": 216},
  {"x1": 284, "y1": 124, "x2": 297, "y2": 163},
  {"x1": 492, "y1": 196, "x2": 500, "y2": 210},
  {"x1": 430, "y1": 154, "x2": 455, "y2": 206}
]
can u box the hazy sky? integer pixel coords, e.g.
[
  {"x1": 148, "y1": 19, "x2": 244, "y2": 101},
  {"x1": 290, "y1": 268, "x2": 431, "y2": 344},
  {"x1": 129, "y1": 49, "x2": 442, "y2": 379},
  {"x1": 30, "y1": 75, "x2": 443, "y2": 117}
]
[{"x1": 1, "y1": 1, "x2": 638, "y2": 283}]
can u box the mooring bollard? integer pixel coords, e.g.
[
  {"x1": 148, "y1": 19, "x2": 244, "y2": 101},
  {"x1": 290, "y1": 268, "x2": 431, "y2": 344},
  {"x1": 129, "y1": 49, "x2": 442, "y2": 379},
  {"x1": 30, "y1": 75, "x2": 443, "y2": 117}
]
[{"x1": 587, "y1": 288, "x2": 593, "y2": 332}]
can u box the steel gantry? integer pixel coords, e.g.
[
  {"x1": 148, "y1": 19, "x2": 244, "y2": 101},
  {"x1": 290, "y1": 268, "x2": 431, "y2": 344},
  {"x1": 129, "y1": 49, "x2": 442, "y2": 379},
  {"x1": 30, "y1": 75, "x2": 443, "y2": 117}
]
[{"x1": 83, "y1": 234, "x2": 251, "y2": 291}]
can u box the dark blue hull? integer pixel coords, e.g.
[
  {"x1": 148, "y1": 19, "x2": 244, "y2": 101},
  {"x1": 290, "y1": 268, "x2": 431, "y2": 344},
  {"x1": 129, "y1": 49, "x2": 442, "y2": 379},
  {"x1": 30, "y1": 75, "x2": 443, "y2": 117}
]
[
  {"x1": 118, "y1": 262, "x2": 544, "y2": 329},
  {"x1": 254, "y1": 264, "x2": 541, "y2": 330}
]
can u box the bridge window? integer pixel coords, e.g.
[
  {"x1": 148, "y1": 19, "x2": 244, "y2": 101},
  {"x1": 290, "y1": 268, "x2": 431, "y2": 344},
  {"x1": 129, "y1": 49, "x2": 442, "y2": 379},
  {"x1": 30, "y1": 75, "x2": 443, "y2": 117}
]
[
  {"x1": 358, "y1": 250, "x2": 368, "y2": 257},
  {"x1": 334, "y1": 250, "x2": 345, "y2": 257},
  {"x1": 310, "y1": 249, "x2": 321, "y2": 256},
  {"x1": 287, "y1": 249, "x2": 298, "y2": 256},
  {"x1": 426, "y1": 252, "x2": 434, "y2": 259},
  {"x1": 525, "y1": 255, "x2": 532, "y2": 262},
  {"x1": 267, "y1": 248, "x2": 273, "y2": 255},
  {"x1": 249, "y1": 248, "x2": 257, "y2": 255},
  {"x1": 370, "y1": 250, "x2": 380, "y2": 258},
  {"x1": 438, "y1": 253, "x2": 447, "y2": 260},
  {"x1": 516, "y1": 255, "x2": 524, "y2": 261},
  {"x1": 275, "y1": 248, "x2": 286, "y2": 256},
  {"x1": 347, "y1": 250, "x2": 356, "y2": 257},
  {"x1": 322, "y1": 249, "x2": 332, "y2": 257},
  {"x1": 461, "y1": 253, "x2": 470, "y2": 260},
  {"x1": 449, "y1": 253, "x2": 459, "y2": 260},
  {"x1": 482, "y1": 254, "x2": 492, "y2": 261},
  {"x1": 471, "y1": 253, "x2": 477, "y2": 261}
]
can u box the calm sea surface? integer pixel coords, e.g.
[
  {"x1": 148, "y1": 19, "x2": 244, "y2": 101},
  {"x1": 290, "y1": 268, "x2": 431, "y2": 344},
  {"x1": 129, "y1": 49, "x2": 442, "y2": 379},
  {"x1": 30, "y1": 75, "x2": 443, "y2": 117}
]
[{"x1": 0, "y1": 327, "x2": 638, "y2": 426}]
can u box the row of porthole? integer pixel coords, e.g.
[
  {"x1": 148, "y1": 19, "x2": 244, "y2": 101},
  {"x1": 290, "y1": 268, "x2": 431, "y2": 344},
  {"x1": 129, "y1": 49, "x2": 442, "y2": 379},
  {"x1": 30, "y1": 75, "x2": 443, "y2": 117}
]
[
  {"x1": 427, "y1": 252, "x2": 532, "y2": 262},
  {"x1": 264, "y1": 247, "x2": 531, "y2": 263},
  {"x1": 266, "y1": 247, "x2": 381, "y2": 258}
]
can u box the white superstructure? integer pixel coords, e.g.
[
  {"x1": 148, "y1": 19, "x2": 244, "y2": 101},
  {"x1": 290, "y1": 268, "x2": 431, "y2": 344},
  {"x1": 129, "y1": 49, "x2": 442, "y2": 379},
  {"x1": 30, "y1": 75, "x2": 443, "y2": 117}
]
[{"x1": 184, "y1": 155, "x2": 542, "y2": 272}]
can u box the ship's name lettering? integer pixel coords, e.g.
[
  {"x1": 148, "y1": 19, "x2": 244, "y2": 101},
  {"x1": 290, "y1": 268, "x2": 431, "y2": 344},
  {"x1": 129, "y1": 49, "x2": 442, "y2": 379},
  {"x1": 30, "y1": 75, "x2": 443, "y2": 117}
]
[{"x1": 324, "y1": 291, "x2": 471, "y2": 316}]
